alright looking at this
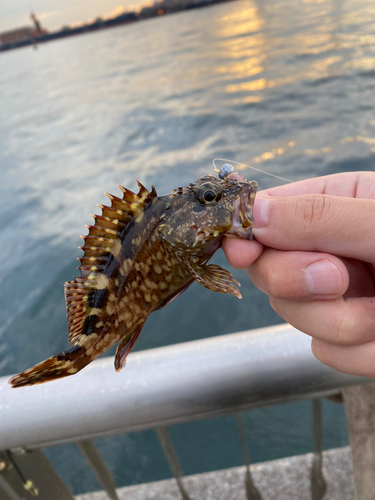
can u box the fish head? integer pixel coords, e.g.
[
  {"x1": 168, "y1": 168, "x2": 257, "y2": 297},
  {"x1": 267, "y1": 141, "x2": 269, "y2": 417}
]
[{"x1": 159, "y1": 169, "x2": 258, "y2": 255}]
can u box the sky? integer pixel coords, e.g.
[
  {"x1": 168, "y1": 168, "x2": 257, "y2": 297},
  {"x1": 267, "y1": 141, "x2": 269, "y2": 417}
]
[{"x1": 0, "y1": 0, "x2": 147, "y2": 33}]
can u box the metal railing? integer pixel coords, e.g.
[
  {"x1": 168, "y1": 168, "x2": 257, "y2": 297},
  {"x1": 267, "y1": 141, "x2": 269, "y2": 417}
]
[{"x1": 0, "y1": 323, "x2": 371, "y2": 499}]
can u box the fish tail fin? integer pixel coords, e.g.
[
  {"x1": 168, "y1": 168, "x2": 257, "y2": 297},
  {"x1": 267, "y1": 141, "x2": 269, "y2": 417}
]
[{"x1": 8, "y1": 345, "x2": 90, "y2": 388}]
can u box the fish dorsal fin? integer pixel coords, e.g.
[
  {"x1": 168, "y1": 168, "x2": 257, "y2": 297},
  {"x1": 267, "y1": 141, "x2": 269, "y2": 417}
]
[
  {"x1": 78, "y1": 181, "x2": 157, "y2": 273},
  {"x1": 65, "y1": 181, "x2": 157, "y2": 345},
  {"x1": 64, "y1": 280, "x2": 96, "y2": 345}
]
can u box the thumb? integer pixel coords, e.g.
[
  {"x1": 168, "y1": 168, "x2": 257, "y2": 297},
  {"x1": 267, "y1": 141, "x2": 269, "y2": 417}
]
[{"x1": 252, "y1": 193, "x2": 375, "y2": 262}]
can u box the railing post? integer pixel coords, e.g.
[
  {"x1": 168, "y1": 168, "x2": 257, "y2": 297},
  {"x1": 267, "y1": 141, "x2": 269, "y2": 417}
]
[
  {"x1": 77, "y1": 440, "x2": 119, "y2": 500},
  {"x1": 235, "y1": 413, "x2": 262, "y2": 500},
  {"x1": 343, "y1": 383, "x2": 375, "y2": 500},
  {"x1": 310, "y1": 399, "x2": 327, "y2": 500},
  {"x1": 155, "y1": 427, "x2": 191, "y2": 500}
]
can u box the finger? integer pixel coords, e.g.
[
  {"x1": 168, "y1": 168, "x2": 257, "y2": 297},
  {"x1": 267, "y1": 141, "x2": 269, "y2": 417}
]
[
  {"x1": 311, "y1": 338, "x2": 375, "y2": 378},
  {"x1": 252, "y1": 194, "x2": 375, "y2": 263},
  {"x1": 222, "y1": 237, "x2": 263, "y2": 269},
  {"x1": 246, "y1": 250, "x2": 348, "y2": 300},
  {"x1": 258, "y1": 171, "x2": 375, "y2": 199},
  {"x1": 269, "y1": 296, "x2": 375, "y2": 346}
]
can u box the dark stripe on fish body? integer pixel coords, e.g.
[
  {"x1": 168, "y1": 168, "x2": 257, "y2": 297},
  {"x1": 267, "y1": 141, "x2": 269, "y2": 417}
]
[{"x1": 81, "y1": 198, "x2": 169, "y2": 337}]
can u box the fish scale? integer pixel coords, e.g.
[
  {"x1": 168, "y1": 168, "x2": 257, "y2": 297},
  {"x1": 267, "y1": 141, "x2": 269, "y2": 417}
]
[{"x1": 9, "y1": 168, "x2": 257, "y2": 388}]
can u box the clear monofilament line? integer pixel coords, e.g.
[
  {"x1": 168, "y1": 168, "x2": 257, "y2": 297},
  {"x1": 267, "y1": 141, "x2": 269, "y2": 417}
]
[{"x1": 213, "y1": 158, "x2": 293, "y2": 184}]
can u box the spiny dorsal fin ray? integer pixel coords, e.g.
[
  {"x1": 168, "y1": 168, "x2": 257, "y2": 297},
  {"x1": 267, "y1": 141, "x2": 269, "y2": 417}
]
[
  {"x1": 85, "y1": 225, "x2": 119, "y2": 239},
  {"x1": 91, "y1": 214, "x2": 127, "y2": 231},
  {"x1": 65, "y1": 181, "x2": 157, "y2": 346},
  {"x1": 81, "y1": 181, "x2": 157, "y2": 261},
  {"x1": 78, "y1": 265, "x2": 106, "y2": 277},
  {"x1": 96, "y1": 205, "x2": 132, "y2": 224},
  {"x1": 78, "y1": 256, "x2": 108, "y2": 265},
  {"x1": 117, "y1": 184, "x2": 141, "y2": 204},
  {"x1": 64, "y1": 280, "x2": 94, "y2": 345}
]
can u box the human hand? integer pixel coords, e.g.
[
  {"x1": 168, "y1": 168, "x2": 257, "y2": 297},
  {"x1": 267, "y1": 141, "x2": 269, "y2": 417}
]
[{"x1": 223, "y1": 172, "x2": 375, "y2": 377}]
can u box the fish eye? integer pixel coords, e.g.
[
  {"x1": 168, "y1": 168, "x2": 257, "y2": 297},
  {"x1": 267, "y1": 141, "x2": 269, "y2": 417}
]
[
  {"x1": 196, "y1": 183, "x2": 223, "y2": 204},
  {"x1": 203, "y1": 190, "x2": 216, "y2": 202}
]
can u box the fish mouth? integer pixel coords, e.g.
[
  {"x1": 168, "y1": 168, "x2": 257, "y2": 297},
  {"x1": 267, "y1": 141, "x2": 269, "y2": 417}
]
[{"x1": 227, "y1": 180, "x2": 258, "y2": 240}]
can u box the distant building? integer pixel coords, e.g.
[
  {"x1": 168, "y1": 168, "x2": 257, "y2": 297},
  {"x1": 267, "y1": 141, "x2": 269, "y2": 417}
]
[
  {"x1": 0, "y1": 27, "x2": 34, "y2": 45},
  {"x1": 0, "y1": 12, "x2": 47, "y2": 47}
]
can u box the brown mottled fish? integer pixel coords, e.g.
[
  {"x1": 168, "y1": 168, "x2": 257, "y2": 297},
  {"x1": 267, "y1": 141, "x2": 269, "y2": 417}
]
[{"x1": 9, "y1": 165, "x2": 257, "y2": 388}]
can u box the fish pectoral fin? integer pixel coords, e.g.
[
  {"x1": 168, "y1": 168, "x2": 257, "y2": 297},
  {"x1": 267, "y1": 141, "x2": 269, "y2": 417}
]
[
  {"x1": 185, "y1": 259, "x2": 242, "y2": 299},
  {"x1": 115, "y1": 322, "x2": 145, "y2": 372}
]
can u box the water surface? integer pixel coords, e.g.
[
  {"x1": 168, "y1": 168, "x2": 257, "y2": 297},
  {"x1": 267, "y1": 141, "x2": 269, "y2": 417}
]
[{"x1": 1, "y1": 0, "x2": 374, "y2": 493}]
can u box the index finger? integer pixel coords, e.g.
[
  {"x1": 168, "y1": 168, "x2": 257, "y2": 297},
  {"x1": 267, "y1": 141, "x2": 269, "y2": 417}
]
[
  {"x1": 260, "y1": 171, "x2": 375, "y2": 199},
  {"x1": 252, "y1": 193, "x2": 375, "y2": 263}
]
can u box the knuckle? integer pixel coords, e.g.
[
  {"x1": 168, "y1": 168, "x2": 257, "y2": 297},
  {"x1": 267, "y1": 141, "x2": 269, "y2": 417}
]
[
  {"x1": 295, "y1": 194, "x2": 333, "y2": 232},
  {"x1": 331, "y1": 315, "x2": 351, "y2": 345},
  {"x1": 332, "y1": 309, "x2": 364, "y2": 346},
  {"x1": 334, "y1": 302, "x2": 375, "y2": 345},
  {"x1": 266, "y1": 266, "x2": 285, "y2": 299}
]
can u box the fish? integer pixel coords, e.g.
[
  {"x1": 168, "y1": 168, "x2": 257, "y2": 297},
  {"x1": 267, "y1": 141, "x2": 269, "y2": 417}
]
[{"x1": 9, "y1": 165, "x2": 257, "y2": 388}]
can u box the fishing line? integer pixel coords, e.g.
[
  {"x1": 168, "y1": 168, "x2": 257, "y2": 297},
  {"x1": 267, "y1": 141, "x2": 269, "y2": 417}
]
[{"x1": 213, "y1": 158, "x2": 293, "y2": 184}]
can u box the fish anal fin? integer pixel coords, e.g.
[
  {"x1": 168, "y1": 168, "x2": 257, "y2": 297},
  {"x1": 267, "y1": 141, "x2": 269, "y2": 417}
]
[
  {"x1": 184, "y1": 259, "x2": 242, "y2": 299},
  {"x1": 115, "y1": 322, "x2": 145, "y2": 372}
]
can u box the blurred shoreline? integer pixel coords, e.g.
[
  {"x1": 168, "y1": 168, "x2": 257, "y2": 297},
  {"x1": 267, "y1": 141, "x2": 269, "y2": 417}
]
[{"x1": 0, "y1": 0, "x2": 237, "y2": 53}]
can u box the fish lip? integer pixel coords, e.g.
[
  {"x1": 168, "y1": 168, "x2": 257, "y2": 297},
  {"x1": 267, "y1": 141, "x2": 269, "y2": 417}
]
[{"x1": 227, "y1": 181, "x2": 258, "y2": 240}]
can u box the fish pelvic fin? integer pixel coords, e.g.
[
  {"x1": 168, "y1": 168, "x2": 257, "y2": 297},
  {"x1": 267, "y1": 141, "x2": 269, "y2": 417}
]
[
  {"x1": 183, "y1": 257, "x2": 242, "y2": 299},
  {"x1": 8, "y1": 345, "x2": 90, "y2": 388}
]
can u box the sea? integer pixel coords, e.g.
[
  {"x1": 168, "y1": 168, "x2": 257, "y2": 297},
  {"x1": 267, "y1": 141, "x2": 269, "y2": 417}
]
[{"x1": 0, "y1": 0, "x2": 374, "y2": 494}]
